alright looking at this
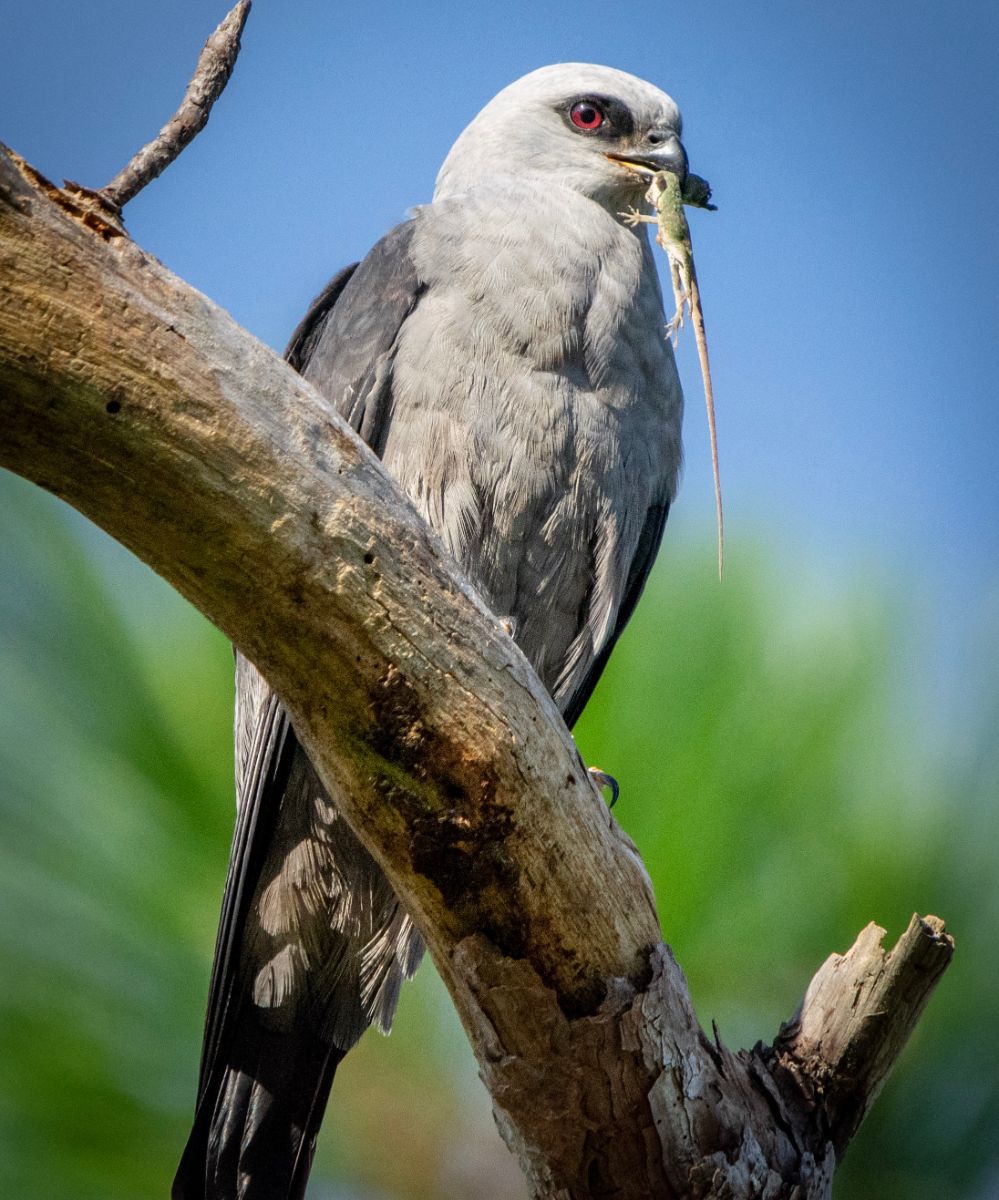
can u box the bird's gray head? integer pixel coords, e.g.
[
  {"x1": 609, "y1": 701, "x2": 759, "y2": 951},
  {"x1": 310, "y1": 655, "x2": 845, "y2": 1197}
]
[{"x1": 434, "y1": 64, "x2": 686, "y2": 208}]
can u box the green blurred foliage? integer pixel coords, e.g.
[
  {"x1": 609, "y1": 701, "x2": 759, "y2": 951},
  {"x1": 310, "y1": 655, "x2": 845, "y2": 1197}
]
[{"x1": 0, "y1": 470, "x2": 995, "y2": 1199}]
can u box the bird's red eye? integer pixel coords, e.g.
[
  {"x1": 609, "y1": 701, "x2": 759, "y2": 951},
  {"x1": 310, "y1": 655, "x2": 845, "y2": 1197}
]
[{"x1": 570, "y1": 101, "x2": 604, "y2": 130}]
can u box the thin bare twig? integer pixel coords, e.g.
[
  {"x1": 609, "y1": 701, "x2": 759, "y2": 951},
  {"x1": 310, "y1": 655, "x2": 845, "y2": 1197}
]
[{"x1": 97, "y1": 1, "x2": 251, "y2": 212}]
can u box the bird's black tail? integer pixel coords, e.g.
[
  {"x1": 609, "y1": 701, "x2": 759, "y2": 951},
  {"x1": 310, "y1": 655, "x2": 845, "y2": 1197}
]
[
  {"x1": 172, "y1": 1009, "x2": 344, "y2": 1200},
  {"x1": 175, "y1": 674, "x2": 424, "y2": 1199}
]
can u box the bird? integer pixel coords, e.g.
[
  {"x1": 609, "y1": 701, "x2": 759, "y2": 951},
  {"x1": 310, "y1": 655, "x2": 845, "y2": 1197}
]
[{"x1": 173, "y1": 62, "x2": 689, "y2": 1200}]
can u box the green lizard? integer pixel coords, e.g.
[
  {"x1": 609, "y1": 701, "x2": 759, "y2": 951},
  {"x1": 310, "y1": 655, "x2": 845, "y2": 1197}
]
[{"x1": 623, "y1": 170, "x2": 724, "y2": 578}]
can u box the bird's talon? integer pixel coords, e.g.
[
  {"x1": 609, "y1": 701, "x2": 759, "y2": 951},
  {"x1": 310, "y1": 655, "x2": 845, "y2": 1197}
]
[{"x1": 588, "y1": 767, "x2": 620, "y2": 808}]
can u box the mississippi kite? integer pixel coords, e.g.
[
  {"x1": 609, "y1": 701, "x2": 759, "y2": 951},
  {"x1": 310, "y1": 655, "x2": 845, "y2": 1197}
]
[{"x1": 174, "y1": 62, "x2": 689, "y2": 1200}]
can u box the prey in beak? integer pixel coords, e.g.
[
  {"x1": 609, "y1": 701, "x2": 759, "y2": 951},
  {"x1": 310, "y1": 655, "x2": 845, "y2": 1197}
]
[{"x1": 608, "y1": 143, "x2": 715, "y2": 210}]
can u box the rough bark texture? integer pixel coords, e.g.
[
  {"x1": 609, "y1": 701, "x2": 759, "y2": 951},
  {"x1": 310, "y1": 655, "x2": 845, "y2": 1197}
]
[
  {"x1": 0, "y1": 143, "x2": 955, "y2": 1199},
  {"x1": 772, "y1": 914, "x2": 954, "y2": 1159},
  {"x1": 453, "y1": 915, "x2": 953, "y2": 1199}
]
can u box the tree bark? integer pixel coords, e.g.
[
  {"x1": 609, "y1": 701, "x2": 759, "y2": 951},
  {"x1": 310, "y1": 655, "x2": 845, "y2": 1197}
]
[{"x1": 0, "y1": 142, "x2": 954, "y2": 1199}]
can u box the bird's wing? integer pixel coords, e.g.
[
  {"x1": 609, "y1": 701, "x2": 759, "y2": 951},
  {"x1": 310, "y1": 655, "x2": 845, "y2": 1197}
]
[
  {"x1": 284, "y1": 263, "x2": 359, "y2": 374},
  {"x1": 293, "y1": 221, "x2": 426, "y2": 453},
  {"x1": 174, "y1": 221, "x2": 427, "y2": 1200},
  {"x1": 197, "y1": 684, "x2": 294, "y2": 1101},
  {"x1": 561, "y1": 498, "x2": 670, "y2": 729}
]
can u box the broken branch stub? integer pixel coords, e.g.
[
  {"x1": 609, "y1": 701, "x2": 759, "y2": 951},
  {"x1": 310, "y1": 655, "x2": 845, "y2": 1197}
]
[{"x1": 773, "y1": 913, "x2": 955, "y2": 1158}]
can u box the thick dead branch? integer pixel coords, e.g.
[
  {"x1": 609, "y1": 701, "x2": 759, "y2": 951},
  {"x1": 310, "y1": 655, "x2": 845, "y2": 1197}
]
[
  {"x1": 94, "y1": 2, "x2": 251, "y2": 213},
  {"x1": 0, "y1": 144, "x2": 954, "y2": 1199},
  {"x1": 0, "y1": 140, "x2": 658, "y2": 1009},
  {"x1": 455, "y1": 919, "x2": 953, "y2": 1198}
]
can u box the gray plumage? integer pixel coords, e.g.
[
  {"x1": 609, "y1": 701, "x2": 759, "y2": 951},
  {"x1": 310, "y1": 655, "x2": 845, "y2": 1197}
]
[{"x1": 175, "y1": 63, "x2": 687, "y2": 1200}]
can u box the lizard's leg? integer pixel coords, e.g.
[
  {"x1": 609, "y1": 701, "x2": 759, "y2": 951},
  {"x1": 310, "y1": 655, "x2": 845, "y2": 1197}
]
[
  {"x1": 619, "y1": 206, "x2": 656, "y2": 227},
  {"x1": 666, "y1": 257, "x2": 687, "y2": 343}
]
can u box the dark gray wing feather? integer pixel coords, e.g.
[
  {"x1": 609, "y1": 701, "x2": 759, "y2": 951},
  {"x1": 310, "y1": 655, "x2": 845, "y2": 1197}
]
[
  {"x1": 197, "y1": 692, "x2": 293, "y2": 1096},
  {"x1": 174, "y1": 221, "x2": 426, "y2": 1200},
  {"x1": 284, "y1": 263, "x2": 360, "y2": 374},
  {"x1": 294, "y1": 220, "x2": 425, "y2": 454},
  {"x1": 561, "y1": 499, "x2": 670, "y2": 729}
]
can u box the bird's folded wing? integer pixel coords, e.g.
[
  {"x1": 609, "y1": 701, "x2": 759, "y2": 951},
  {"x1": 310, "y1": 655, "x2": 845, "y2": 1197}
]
[{"x1": 561, "y1": 498, "x2": 670, "y2": 729}]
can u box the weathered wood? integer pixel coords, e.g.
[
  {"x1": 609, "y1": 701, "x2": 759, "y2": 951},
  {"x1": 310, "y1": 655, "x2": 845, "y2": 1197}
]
[
  {"x1": 773, "y1": 913, "x2": 955, "y2": 1157},
  {"x1": 453, "y1": 919, "x2": 953, "y2": 1198},
  {"x1": 0, "y1": 142, "x2": 954, "y2": 1199}
]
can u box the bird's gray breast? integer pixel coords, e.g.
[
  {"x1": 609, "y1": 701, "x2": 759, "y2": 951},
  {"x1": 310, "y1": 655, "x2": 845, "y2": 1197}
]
[{"x1": 382, "y1": 183, "x2": 683, "y2": 710}]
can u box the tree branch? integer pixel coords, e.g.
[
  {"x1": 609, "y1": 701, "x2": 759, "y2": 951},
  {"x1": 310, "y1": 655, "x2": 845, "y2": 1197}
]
[
  {"x1": 88, "y1": 2, "x2": 251, "y2": 214},
  {"x1": 773, "y1": 913, "x2": 955, "y2": 1158},
  {"x1": 0, "y1": 142, "x2": 954, "y2": 1198}
]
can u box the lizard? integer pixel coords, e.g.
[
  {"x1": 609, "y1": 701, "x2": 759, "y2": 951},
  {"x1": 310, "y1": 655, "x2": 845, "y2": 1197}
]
[{"x1": 623, "y1": 169, "x2": 724, "y2": 579}]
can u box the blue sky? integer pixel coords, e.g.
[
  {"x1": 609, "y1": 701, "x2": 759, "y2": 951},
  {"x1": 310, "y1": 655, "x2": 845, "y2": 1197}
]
[{"x1": 4, "y1": 0, "x2": 997, "y2": 722}]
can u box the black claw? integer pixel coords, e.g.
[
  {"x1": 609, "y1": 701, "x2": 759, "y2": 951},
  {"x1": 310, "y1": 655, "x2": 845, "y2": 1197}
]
[{"x1": 588, "y1": 767, "x2": 620, "y2": 808}]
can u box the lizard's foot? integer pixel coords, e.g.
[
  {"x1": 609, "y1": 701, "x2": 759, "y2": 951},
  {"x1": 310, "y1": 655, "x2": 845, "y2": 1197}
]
[
  {"x1": 499, "y1": 615, "x2": 517, "y2": 638},
  {"x1": 666, "y1": 307, "x2": 685, "y2": 346},
  {"x1": 588, "y1": 766, "x2": 620, "y2": 808},
  {"x1": 619, "y1": 206, "x2": 653, "y2": 227}
]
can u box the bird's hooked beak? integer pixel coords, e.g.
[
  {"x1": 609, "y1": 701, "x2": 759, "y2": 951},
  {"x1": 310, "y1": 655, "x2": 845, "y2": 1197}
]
[{"x1": 607, "y1": 129, "x2": 688, "y2": 185}]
